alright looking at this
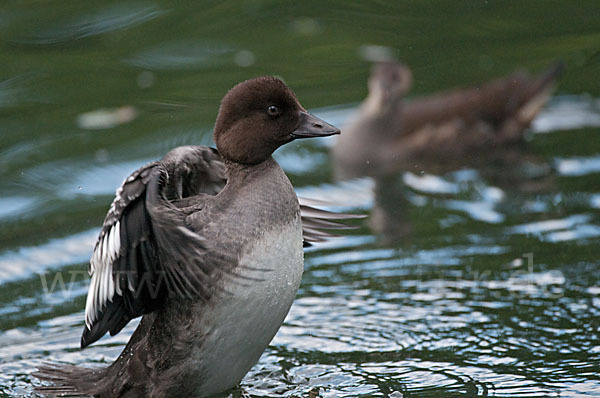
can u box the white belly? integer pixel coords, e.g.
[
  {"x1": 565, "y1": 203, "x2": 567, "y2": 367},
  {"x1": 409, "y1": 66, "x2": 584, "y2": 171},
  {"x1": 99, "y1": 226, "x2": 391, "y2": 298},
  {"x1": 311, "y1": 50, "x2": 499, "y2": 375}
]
[{"x1": 194, "y1": 219, "x2": 304, "y2": 396}]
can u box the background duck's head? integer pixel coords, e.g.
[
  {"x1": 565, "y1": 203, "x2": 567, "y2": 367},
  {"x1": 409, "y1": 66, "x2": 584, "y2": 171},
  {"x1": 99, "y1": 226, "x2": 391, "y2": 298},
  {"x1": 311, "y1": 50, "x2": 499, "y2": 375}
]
[{"x1": 365, "y1": 61, "x2": 413, "y2": 113}]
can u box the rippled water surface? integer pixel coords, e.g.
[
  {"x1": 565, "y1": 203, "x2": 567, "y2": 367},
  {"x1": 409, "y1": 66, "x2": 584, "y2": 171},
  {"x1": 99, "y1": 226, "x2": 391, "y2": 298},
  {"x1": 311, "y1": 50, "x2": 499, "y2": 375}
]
[{"x1": 2, "y1": 1, "x2": 600, "y2": 397}]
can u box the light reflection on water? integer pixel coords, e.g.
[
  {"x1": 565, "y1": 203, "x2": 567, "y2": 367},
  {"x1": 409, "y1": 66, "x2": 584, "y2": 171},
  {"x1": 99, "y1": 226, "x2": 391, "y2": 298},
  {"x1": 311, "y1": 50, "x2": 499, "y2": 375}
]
[
  {"x1": 18, "y1": 3, "x2": 164, "y2": 44},
  {"x1": 0, "y1": 230, "x2": 96, "y2": 283},
  {"x1": 125, "y1": 40, "x2": 237, "y2": 70}
]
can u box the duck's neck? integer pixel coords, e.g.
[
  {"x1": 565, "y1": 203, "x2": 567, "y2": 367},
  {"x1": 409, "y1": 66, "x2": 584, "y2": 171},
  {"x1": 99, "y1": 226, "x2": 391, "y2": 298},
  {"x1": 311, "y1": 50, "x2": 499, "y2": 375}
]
[
  {"x1": 357, "y1": 94, "x2": 404, "y2": 137},
  {"x1": 361, "y1": 92, "x2": 403, "y2": 119},
  {"x1": 223, "y1": 157, "x2": 278, "y2": 184},
  {"x1": 218, "y1": 156, "x2": 298, "y2": 226}
]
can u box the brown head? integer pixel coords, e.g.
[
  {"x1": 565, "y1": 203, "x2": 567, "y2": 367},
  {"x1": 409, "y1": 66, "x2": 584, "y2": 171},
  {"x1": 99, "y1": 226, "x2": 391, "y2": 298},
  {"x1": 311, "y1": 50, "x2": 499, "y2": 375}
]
[{"x1": 214, "y1": 76, "x2": 340, "y2": 165}]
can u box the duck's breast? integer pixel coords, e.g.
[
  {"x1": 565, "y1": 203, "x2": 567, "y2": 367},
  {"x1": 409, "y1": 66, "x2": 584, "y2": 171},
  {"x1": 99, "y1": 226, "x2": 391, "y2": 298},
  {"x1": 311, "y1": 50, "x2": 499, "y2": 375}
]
[{"x1": 192, "y1": 215, "x2": 304, "y2": 396}]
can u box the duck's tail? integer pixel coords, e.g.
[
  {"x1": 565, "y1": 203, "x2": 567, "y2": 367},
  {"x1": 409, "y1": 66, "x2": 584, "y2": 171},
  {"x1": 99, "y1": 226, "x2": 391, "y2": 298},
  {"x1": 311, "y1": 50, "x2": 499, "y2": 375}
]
[
  {"x1": 497, "y1": 61, "x2": 564, "y2": 143},
  {"x1": 516, "y1": 61, "x2": 564, "y2": 126},
  {"x1": 33, "y1": 363, "x2": 108, "y2": 397},
  {"x1": 532, "y1": 62, "x2": 565, "y2": 95}
]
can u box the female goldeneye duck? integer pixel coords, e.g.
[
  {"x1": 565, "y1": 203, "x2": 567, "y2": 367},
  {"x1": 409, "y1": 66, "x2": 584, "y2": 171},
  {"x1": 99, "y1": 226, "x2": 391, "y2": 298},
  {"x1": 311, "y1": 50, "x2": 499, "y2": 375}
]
[
  {"x1": 333, "y1": 60, "x2": 564, "y2": 179},
  {"x1": 34, "y1": 76, "x2": 359, "y2": 397}
]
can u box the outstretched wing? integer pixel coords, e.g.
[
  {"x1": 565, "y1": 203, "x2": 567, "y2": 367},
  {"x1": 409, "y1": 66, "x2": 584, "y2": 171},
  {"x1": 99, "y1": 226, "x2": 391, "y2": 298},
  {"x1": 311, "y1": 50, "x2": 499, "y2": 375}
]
[
  {"x1": 299, "y1": 197, "x2": 365, "y2": 247},
  {"x1": 82, "y1": 146, "x2": 229, "y2": 348},
  {"x1": 83, "y1": 161, "x2": 161, "y2": 347},
  {"x1": 82, "y1": 145, "x2": 361, "y2": 348}
]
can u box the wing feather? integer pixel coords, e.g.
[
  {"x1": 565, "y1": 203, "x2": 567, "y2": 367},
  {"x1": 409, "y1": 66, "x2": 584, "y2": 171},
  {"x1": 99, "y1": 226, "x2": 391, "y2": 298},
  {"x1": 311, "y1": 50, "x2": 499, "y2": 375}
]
[
  {"x1": 81, "y1": 147, "x2": 228, "y2": 348},
  {"x1": 299, "y1": 198, "x2": 365, "y2": 247}
]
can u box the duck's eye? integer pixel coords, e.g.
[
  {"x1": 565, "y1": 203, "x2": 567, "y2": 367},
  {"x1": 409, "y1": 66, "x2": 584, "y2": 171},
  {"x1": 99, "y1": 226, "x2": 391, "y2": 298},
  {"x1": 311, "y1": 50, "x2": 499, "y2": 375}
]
[{"x1": 267, "y1": 105, "x2": 281, "y2": 117}]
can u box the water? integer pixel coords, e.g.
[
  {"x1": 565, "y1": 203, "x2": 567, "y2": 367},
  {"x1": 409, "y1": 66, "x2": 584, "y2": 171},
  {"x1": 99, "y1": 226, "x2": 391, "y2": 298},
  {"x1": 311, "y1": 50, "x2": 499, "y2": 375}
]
[{"x1": 1, "y1": 1, "x2": 600, "y2": 397}]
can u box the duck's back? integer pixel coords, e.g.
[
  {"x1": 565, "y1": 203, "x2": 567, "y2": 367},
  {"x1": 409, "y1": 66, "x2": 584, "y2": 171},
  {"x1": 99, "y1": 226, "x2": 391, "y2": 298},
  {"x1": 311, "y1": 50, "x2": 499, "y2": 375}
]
[{"x1": 400, "y1": 69, "x2": 555, "y2": 141}]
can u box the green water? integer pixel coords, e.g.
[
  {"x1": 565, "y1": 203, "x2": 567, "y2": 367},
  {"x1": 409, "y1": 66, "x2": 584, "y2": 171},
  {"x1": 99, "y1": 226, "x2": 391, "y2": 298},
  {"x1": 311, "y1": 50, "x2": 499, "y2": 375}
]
[{"x1": 1, "y1": 1, "x2": 600, "y2": 397}]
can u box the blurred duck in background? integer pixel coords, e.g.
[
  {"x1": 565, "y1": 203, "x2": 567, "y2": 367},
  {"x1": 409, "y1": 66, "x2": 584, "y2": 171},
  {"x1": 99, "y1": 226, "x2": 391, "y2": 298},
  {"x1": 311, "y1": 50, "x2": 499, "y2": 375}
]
[
  {"x1": 333, "y1": 60, "x2": 563, "y2": 243},
  {"x1": 333, "y1": 61, "x2": 563, "y2": 180}
]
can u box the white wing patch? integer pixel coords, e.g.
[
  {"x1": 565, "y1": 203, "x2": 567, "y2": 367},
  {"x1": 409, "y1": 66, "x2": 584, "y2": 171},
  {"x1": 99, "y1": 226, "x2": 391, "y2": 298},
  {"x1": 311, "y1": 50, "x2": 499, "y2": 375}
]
[{"x1": 85, "y1": 220, "x2": 121, "y2": 329}]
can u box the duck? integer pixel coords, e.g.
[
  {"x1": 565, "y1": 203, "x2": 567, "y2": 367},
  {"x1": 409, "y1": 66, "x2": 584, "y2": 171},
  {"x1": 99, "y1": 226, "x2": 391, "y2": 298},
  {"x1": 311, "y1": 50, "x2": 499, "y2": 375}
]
[
  {"x1": 34, "y1": 76, "x2": 358, "y2": 397},
  {"x1": 333, "y1": 61, "x2": 563, "y2": 179}
]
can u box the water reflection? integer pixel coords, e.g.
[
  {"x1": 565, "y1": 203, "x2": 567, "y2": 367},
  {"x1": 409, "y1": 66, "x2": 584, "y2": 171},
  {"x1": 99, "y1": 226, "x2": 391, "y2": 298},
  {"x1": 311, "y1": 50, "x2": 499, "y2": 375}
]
[
  {"x1": 555, "y1": 155, "x2": 600, "y2": 177},
  {"x1": 125, "y1": 40, "x2": 235, "y2": 70},
  {"x1": 336, "y1": 147, "x2": 559, "y2": 244},
  {"x1": 0, "y1": 77, "x2": 27, "y2": 108},
  {"x1": 18, "y1": 3, "x2": 163, "y2": 44},
  {"x1": 0, "y1": 230, "x2": 95, "y2": 283}
]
